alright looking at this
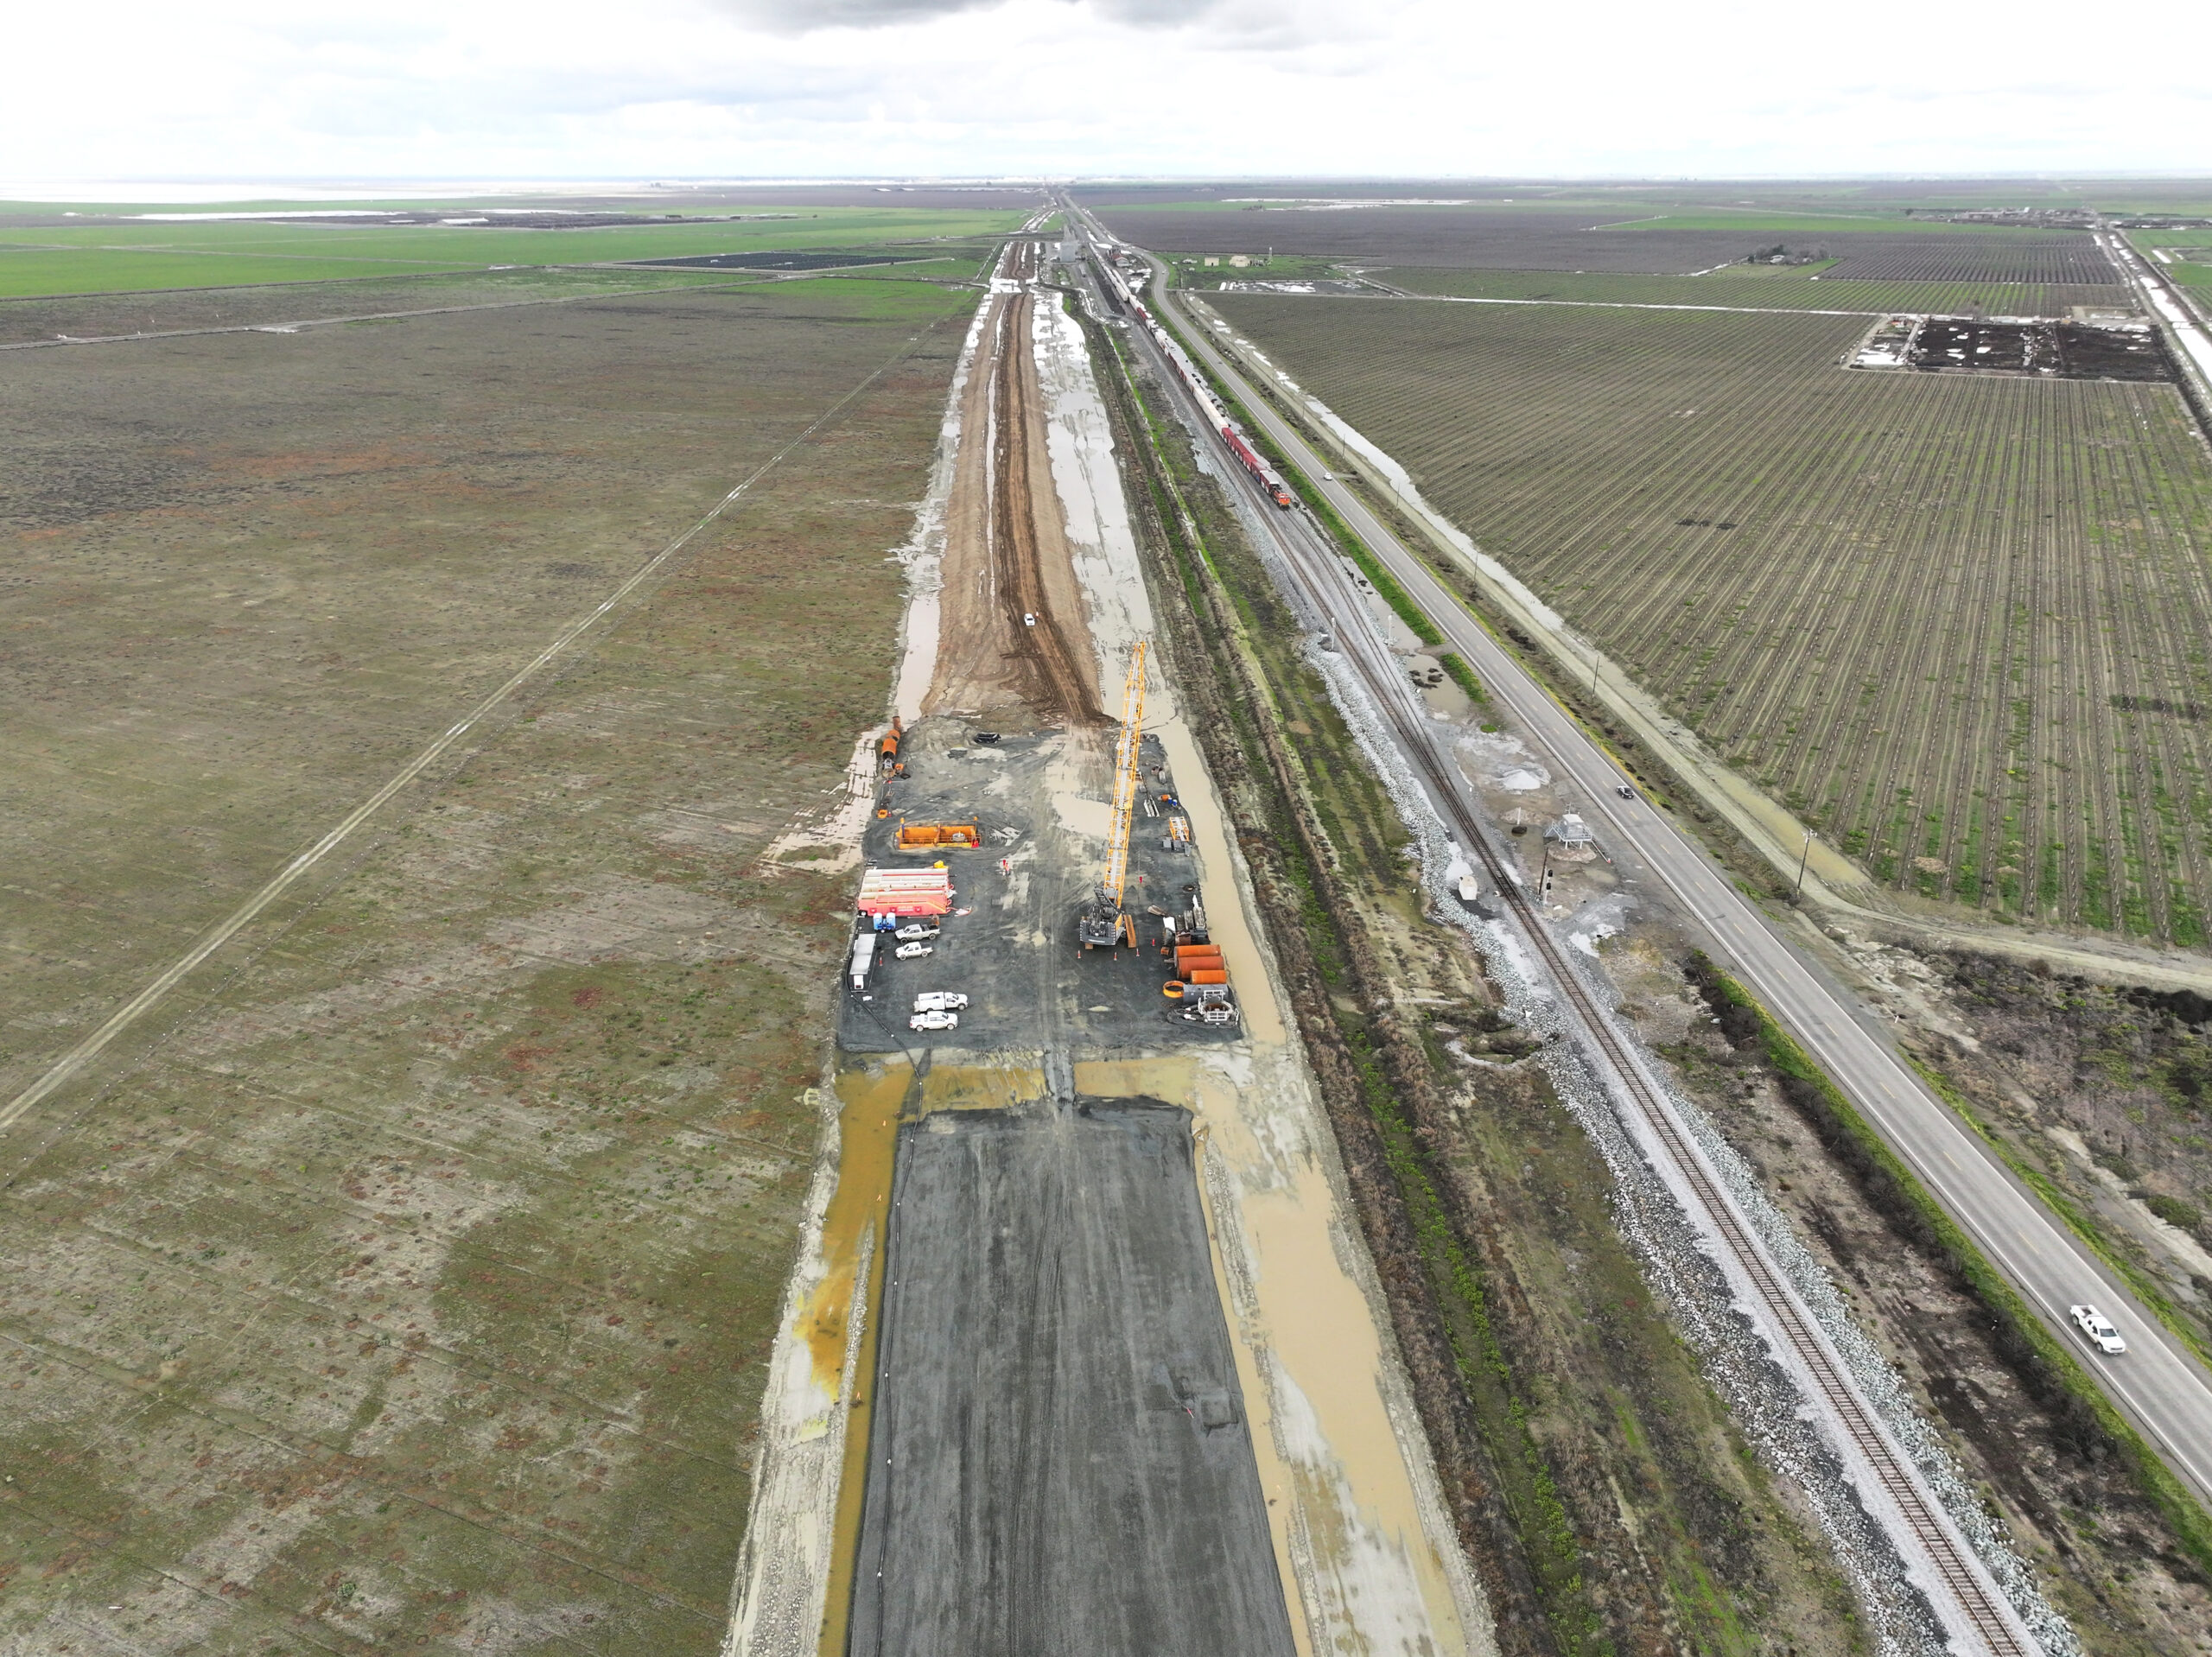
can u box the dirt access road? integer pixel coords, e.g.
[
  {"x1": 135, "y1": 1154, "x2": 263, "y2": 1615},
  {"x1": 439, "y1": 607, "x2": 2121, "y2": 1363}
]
[{"x1": 924, "y1": 239, "x2": 1103, "y2": 724}]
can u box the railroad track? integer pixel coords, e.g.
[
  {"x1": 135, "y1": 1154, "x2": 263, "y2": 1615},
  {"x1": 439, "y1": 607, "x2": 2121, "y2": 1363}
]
[
  {"x1": 1281, "y1": 487, "x2": 2034, "y2": 1657},
  {"x1": 1096, "y1": 245, "x2": 2041, "y2": 1657}
]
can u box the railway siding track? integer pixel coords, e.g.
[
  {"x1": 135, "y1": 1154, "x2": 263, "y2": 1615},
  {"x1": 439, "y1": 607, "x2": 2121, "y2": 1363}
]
[
  {"x1": 1105, "y1": 244, "x2": 2048, "y2": 1657},
  {"x1": 1301, "y1": 532, "x2": 2040, "y2": 1657}
]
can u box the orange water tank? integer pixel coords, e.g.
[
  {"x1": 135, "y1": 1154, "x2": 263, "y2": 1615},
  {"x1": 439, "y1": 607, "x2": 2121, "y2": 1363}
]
[
  {"x1": 1185, "y1": 968, "x2": 1229, "y2": 987},
  {"x1": 897, "y1": 822, "x2": 981, "y2": 850}
]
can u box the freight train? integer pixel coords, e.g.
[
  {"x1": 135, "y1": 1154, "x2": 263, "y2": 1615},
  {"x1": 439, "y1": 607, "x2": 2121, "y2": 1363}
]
[{"x1": 1089, "y1": 242, "x2": 1297, "y2": 511}]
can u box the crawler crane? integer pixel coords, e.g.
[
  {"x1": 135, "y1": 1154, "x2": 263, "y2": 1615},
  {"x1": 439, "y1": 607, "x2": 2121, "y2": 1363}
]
[{"x1": 1077, "y1": 641, "x2": 1147, "y2": 951}]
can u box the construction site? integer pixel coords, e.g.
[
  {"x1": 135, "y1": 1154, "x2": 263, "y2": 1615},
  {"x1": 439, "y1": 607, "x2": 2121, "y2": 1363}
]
[
  {"x1": 728, "y1": 240, "x2": 1485, "y2": 1657},
  {"x1": 837, "y1": 700, "x2": 1238, "y2": 1057}
]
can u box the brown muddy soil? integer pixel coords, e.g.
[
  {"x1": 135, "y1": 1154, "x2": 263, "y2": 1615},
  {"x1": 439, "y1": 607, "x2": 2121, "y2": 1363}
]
[
  {"x1": 923, "y1": 243, "x2": 1103, "y2": 725},
  {"x1": 0, "y1": 275, "x2": 974, "y2": 1652}
]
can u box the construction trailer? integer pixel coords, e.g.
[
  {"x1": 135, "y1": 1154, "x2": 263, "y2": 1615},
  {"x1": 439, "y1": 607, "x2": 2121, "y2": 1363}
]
[
  {"x1": 857, "y1": 866, "x2": 953, "y2": 920},
  {"x1": 849, "y1": 932, "x2": 878, "y2": 990}
]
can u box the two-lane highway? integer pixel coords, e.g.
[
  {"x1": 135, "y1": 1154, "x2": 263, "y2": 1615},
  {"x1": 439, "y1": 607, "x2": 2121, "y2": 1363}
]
[{"x1": 1117, "y1": 242, "x2": 2212, "y2": 1512}]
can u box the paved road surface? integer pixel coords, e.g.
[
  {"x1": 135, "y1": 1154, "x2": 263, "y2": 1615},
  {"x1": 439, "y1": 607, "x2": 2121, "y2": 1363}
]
[{"x1": 1134, "y1": 257, "x2": 2212, "y2": 1511}]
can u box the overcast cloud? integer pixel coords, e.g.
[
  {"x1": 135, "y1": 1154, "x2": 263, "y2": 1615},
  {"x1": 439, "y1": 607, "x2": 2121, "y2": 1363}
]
[{"x1": 3, "y1": 0, "x2": 2207, "y2": 187}]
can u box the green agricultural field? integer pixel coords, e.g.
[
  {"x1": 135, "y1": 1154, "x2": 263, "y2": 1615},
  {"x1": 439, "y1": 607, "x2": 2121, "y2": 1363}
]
[
  {"x1": 0, "y1": 207, "x2": 1025, "y2": 299},
  {"x1": 1083, "y1": 194, "x2": 2080, "y2": 234},
  {"x1": 0, "y1": 246, "x2": 485, "y2": 297},
  {"x1": 0, "y1": 263, "x2": 786, "y2": 346},
  {"x1": 1211, "y1": 292, "x2": 2212, "y2": 942},
  {"x1": 1376, "y1": 267, "x2": 2127, "y2": 317}
]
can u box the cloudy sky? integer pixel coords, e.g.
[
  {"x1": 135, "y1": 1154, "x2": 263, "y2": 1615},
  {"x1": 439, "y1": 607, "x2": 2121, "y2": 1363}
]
[{"x1": 6, "y1": 0, "x2": 2209, "y2": 186}]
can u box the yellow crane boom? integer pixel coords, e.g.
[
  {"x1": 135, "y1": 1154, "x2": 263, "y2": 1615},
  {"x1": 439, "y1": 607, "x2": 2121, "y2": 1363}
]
[
  {"x1": 1101, "y1": 639, "x2": 1147, "y2": 910},
  {"x1": 1078, "y1": 641, "x2": 1147, "y2": 949}
]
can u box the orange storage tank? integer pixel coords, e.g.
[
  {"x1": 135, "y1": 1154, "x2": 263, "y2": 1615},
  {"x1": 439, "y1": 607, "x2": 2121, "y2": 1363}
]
[
  {"x1": 1185, "y1": 968, "x2": 1229, "y2": 986},
  {"x1": 897, "y1": 822, "x2": 980, "y2": 850},
  {"x1": 1173, "y1": 945, "x2": 1224, "y2": 966}
]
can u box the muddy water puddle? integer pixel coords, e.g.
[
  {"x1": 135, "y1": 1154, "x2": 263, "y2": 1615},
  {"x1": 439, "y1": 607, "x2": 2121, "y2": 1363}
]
[{"x1": 806, "y1": 1060, "x2": 906, "y2": 1657}]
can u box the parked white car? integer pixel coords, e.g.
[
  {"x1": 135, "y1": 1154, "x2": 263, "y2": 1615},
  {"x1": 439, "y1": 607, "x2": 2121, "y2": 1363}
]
[
  {"x1": 894, "y1": 923, "x2": 940, "y2": 941},
  {"x1": 2069, "y1": 1304, "x2": 2126, "y2": 1355},
  {"x1": 909, "y1": 1010, "x2": 959, "y2": 1032},
  {"x1": 894, "y1": 942, "x2": 933, "y2": 961},
  {"x1": 913, "y1": 992, "x2": 969, "y2": 1013}
]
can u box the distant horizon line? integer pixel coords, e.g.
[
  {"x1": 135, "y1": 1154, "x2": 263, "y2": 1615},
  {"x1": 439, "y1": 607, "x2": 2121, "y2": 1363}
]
[{"x1": 2, "y1": 168, "x2": 2210, "y2": 207}]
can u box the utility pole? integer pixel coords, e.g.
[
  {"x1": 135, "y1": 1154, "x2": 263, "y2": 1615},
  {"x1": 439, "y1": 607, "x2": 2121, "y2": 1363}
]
[{"x1": 1794, "y1": 830, "x2": 1814, "y2": 900}]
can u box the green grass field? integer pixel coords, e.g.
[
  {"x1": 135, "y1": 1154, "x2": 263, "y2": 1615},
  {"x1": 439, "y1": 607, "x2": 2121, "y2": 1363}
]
[
  {"x1": 0, "y1": 207, "x2": 1025, "y2": 299},
  {"x1": 0, "y1": 247, "x2": 486, "y2": 298},
  {"x1": 0, "y1": 265, "x2": 979, "y2": 1652}
]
